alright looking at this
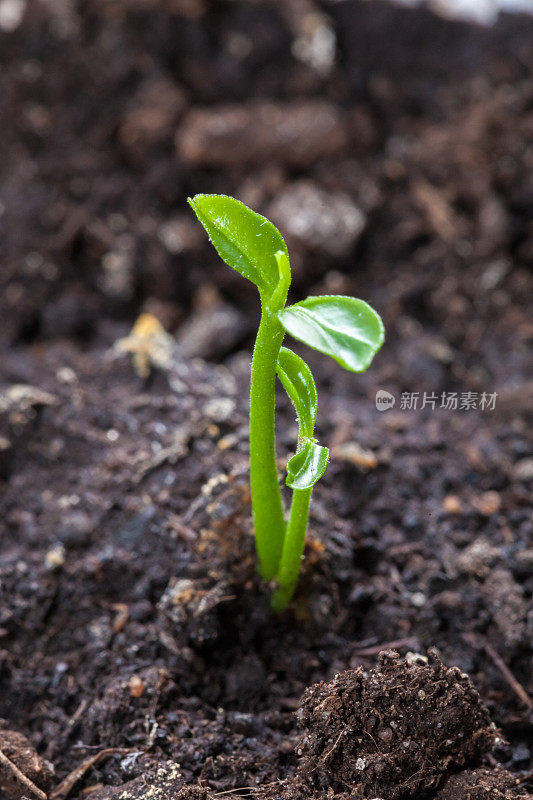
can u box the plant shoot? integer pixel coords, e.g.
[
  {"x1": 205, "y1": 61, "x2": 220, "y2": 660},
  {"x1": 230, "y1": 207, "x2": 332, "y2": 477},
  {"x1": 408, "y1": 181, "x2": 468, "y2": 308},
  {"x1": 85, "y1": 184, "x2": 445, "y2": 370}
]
[{"x1": 189, "y1": 194, "x2": 384, "y2": 610}]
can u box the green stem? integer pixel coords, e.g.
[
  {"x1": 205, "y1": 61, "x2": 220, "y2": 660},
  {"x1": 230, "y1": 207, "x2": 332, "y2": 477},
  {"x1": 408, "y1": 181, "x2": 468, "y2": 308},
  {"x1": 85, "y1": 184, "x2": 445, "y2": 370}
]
[
  {"x1": 271, "y1": 487, "x2": 312, "y2": 611},
  {"x1": 249, "y1": 305, "x2": 286, "y2": 580}
]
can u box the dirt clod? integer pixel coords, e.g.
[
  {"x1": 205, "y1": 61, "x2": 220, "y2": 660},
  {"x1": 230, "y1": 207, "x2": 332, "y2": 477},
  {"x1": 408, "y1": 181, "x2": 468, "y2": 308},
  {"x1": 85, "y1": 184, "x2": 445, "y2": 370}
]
[
  {"x1": 88, "y1": 760, "x2": 184, "y2": 800},
  {"x1": 482, "y1": 568, "x2": 528, "y2": 650},
  {"x1": 267, "y1": 181, "x2": 366, "y2": 258},
  {"x1": 435, "y1": 768, "x2": 529, "y2": 799},
  {"x1": 175, "y1": 787, "x2": 210, "y2": 800},
  {"x1": 296, "y1": 651, "x2": 497, "y2": 798},
  {"x1": 0, "y1": 725, "x2": 54, "y2": 800},
  {"x1": 177, "y1": 101, "x2": 347, "y2": 166}
]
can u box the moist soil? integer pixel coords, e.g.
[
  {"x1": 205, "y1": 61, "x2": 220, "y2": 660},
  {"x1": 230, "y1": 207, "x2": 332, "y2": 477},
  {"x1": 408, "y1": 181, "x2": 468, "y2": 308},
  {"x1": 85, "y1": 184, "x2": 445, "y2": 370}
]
[{"x1": 0, "y1": 1, "x2": 532, "y2": 799}]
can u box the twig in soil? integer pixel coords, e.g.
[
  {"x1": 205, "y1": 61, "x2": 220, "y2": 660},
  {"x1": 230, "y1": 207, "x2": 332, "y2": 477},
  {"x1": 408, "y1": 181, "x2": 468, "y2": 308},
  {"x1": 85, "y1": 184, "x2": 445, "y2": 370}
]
[
  {"x1": 313, "y1": 729, "x2": 345, "y2": 770},
  {"x1": 351, "y1": 637, "x2": 419, "y2": 657},
  {"x1": 110, "y1": 602, "x2": 130, "y2": 634},
  {"x1": 65, "y1": 699, "x2": 89, "y2": 736},
  {"x1": 517, "y1": 769, "x2": 533, "y2": 784},
  {"x1": 0, "y1": 747, "x2": 47, "y2": 800},
  {"x1": 462, "y1": 633, "x2": 533, "y2": 711},
  {"x1": 133, "y1": 431, "x2": 189, "y2": 484},
  {"x1": 484, "y1": 642, "x2": 533, "y2": 711},
  {"x1": 49, "y1": 748, "x2": 134, "y2": 800}
]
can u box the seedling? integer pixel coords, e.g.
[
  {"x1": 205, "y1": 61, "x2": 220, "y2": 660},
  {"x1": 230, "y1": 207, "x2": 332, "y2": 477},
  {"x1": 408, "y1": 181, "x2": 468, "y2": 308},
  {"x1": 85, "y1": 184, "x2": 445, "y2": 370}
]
[{"x1": 189, "y1": 194, "x2": 384, "y2": 610}]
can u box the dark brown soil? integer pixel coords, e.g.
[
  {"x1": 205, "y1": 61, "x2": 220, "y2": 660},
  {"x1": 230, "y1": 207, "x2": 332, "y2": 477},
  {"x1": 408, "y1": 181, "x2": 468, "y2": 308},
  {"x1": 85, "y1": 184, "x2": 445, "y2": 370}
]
[
  {"x1": 435, "y1": 768, "x2": 527, "y2": 800},
  {"x1": 0, "y1": 1, "x2": 532, "y2": 799},
  {"x1": 296, "y1": 649, "x2": 497, "y2": 797}
]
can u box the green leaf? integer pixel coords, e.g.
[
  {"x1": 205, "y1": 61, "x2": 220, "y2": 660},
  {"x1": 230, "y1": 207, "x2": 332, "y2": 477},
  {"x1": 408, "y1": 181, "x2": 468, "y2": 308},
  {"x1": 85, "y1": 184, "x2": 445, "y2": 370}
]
[
  {"x1": 276, "y1": 347, "x2": 318, "y2": 439},
  {"x1": 278, "y1": 295, "x2": 384, "y2": 372},
  {"x1": 188, "y1": 194, "x2": 289, "y2": 299},
  {"x1": 286, "y1": 438, "x2": 329, "y2": 490}
]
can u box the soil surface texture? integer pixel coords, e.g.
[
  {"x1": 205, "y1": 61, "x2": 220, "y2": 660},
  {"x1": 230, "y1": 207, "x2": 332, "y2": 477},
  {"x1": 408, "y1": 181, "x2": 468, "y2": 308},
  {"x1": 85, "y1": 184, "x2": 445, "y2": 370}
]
[
  {"x1": 0, "y1": 1, "x2": 532, "y2": 800},
  {"x1": 297, "y1": 649, "x2": 498, "y2": 797}
]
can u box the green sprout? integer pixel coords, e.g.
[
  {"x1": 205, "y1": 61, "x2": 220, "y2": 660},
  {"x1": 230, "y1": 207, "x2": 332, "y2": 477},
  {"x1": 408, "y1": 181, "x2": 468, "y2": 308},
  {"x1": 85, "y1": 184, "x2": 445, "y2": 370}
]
[{"x1": 188, "y1": 194, "x2": 384, "y2": 610}]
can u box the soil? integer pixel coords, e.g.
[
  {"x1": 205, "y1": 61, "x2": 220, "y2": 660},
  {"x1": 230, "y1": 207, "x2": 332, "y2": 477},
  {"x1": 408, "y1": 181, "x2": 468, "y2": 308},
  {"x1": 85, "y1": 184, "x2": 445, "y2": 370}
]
[
  {"x1": 296, "y1": 649, "x2": 498, "y2": 797},
  {"x1": 0, "y1": 1, "x2": 532, "y2": 800}
]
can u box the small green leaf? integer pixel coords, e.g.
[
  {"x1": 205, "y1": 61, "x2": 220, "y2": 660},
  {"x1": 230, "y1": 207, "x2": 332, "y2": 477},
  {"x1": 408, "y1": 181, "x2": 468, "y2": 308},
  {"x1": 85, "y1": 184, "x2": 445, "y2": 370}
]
[
  {"x1": 188, "y1": 194, "x2": 289, "y2": 299},
  {"x1": 286, "y1": 438, "x2": 329, "y2": 490},
  {"x1": 278, "y1": 295, "x2": 384, "y2": 372},
  {"x1": 276, "y1": 347, "x2": 318, "y2": 439}
]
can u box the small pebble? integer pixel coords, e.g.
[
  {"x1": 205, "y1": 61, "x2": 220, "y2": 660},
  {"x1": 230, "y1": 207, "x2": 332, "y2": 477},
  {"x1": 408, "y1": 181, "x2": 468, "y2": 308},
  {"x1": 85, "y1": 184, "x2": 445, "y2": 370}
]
[
  {"x1": 129, "y1": 675, "x2": 144, "y2": 698},
  {"x1": 443, "y1": 495, "x2": 461, "y2": 514},
  {"x1": 472, "y1": 491, "x2": 501, "y2": 516},
  {"x1": 411, "y1": 591, "x2": 427, "y2": 608},
  {"x1": 45, "y1": 544, "x2": 65, "y2": 570}
]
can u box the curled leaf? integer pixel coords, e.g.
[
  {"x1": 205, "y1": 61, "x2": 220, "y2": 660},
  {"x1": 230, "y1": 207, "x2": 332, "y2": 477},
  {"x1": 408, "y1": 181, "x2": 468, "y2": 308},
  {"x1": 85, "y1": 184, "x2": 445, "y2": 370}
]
[
  {"x1": 286, "y1": 438, "x2": 329, "y2": 490},
  {"x1": 188, "y1": 194, "x2": 289, "y2": 299},
  {"x1": 276, "y1": 347, "x2": 318, "y2": 439},
  {"x1": 278, "y1": 295, "x2": 384, "y2": 372}
]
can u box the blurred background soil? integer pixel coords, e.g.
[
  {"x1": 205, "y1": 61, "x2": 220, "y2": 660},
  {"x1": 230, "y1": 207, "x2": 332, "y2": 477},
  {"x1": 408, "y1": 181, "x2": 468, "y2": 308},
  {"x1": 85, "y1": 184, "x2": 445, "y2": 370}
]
[{"x1": 0, "y1": 1, "x2": 532, "y2": 798}]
